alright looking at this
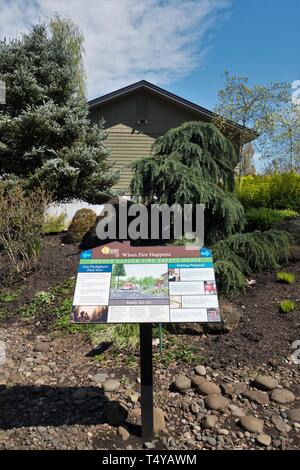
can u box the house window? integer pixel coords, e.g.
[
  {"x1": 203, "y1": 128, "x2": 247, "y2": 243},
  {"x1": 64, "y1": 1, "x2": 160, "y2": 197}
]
[{"x1": 136, "y1": 97, "x2": 148, "y2": 124}]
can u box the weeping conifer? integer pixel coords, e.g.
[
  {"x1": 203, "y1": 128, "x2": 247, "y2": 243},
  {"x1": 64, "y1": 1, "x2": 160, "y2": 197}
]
[{"x1": 131, "y1": 121, "x2": 244, "y2": 243}]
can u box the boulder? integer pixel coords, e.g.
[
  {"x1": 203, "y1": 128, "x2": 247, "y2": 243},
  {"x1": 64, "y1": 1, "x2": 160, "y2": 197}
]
[
  {"x1": 256, "y1": 434, "x2": 271, "y2": 447},
  {"x1": 242, "y1": 390, "x2": 270, "y2": 405},
  {"x1": 203, "y1": 300, "x2": 241, "y2": 334},
  {"x1": 253, "y1": 374, "x2": 278, "y2": 391},
  {"x1": 204, "y1": 394, "x2": 229, "y2": 410},
  {"x1": 195, "y1": 365, "x2": 206, "y2": 376},
  {"x1": 191, "y1": 376, "x2": 206, "y2": 387},
  {"x1": 103, "y1": 379, "x2": 120, "y2": 392},
  {"x1": 197, "y1": 380, "x2": 221, "y2": 396},
  {"x1": 174, "y1": 375, "x2": 191, "y2": 391},
  {"x1": 287, "y1": 408, "x2": 300, "y2": 422},
  {"x1": 64, "y1": 208, "x2": 97, "y2": 244},
  {"x1": 271, "y1": 389, "x2": 295, "y2": 404},
  {"x1": 239, "y1": 415, "x2": 264, "y2": 433}
]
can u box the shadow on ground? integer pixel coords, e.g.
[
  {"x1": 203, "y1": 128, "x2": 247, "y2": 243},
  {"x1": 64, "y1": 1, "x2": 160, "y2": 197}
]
[{"x1": 0, "y1": 385, "x2": 138, "y2": 435}]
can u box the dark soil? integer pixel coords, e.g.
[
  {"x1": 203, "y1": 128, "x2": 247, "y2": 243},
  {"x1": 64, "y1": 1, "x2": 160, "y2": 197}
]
[{"x1": 1, "y1": 234, "x2": 300, "y2": 368}]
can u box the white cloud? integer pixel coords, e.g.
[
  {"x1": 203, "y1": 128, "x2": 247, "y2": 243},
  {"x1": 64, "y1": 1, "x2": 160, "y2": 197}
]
[{"x1": 0, "y1": 0, "x2": 230, "y2": 99}]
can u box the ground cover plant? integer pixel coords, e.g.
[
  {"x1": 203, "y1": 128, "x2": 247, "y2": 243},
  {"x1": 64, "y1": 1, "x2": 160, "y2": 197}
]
[
  {"x1": 279, "y1": 299, "x2": 296, "y2": 313},
  {"x1": 276, "y1": 271, "x2": 296, "y2": 284}
]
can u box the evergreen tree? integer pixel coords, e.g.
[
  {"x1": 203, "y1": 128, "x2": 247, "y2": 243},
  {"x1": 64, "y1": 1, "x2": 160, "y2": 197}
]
[
  {"x1": 131, "y1": 121, "x2": 245, "y2": 244},
  {"x1": 112, "y1": 264, "x2": 126, "y2": 289},
  {"x1": 0, "y1": 21, "x2": 119, "y2": 203}
]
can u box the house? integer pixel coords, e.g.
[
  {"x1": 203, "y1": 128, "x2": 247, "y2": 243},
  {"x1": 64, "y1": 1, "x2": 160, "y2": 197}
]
[{"x1": 89, "y1": 80, "x2": 256, "y2": 192}]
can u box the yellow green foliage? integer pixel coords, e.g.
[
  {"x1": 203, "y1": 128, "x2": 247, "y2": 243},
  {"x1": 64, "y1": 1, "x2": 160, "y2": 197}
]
[
  {"x1": 279, "y1": 299, "x2": 296, "y2": 313},
  {"x1": 276, "y1": 271, "x2": 295, "y2": 284}
]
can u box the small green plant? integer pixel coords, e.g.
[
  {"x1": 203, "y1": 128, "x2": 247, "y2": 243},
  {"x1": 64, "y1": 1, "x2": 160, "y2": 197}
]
[
  {"x1": 279, "y1": 299, "x2": 296, "y2": 313},
  {"x1": 276, "y1": 271, "x2": 296, "y2": 284},
  {"x1": 43, "y1": 212, "x2": 68, "y2": 234},
  {"x1": 0, "y1": 289, "x2": 22, "y2": 303}
]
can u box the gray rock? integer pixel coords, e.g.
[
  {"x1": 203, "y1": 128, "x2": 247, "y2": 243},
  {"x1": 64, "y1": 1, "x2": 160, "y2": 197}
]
[
  {"x1": 174, "y1": 375, "x2": 191, "y2": 391},
  {"x1": 253, "y1": 374, "x2": 278, "y2": 391},
  {"x1": 195, "y1": 365, "x2": 206, "y2": 376},
  {"x1": 202, "y1": 415, "x2": 218, "y2": 429},
  {"x1": 197, "y1": 381, "x2": 221, "y2": 396},
  {"x1": 33, "y1": 341, "x2": 50, "y2": 353},
  {"x1": 92, "y1": 373, "x2": 108, "y2": 384},
  {"x1": 103, "y1": 379, "x2": 120, "y2": 392},
  {"x1": 204, "y1": 394, "x2": 229, "y2": 410},
  {"x1": 242, "y1": 390, "x2": 270, "y2": 405},
  {"x1": 256, "y1": 433, "x2": 271, "y2": 447},
  {"x1": 287, "y1": 408, "x2": 300, "y2": 422},
  {"x1": 208, "y1": 437, "x2": 217, "y2": 446},
  {"x1": 271, "y1": 416, "x2": 291, "y2": 433},
  {"x1": 229, "y1": 404, "x2": 245, "y2": 418},
  {"x1": 239, "y1": 415, "x2": 264, "y2": 433},
  {"x1": 144, "y1": 441, "x2": 155, "y2": 449},
  {"x1": 271, "y1": 389, "x2": 295, "y2": 404}
]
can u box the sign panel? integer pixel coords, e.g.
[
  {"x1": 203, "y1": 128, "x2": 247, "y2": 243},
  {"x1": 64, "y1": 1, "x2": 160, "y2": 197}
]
[{"x1": 71, "y1": 242, "x2": 220, "y2": 323}]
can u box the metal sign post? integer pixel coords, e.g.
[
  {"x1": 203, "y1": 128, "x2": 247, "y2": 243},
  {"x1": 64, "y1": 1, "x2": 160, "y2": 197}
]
[{"x1": 139, "y1": 323, "x2": 153, "y2": 440}]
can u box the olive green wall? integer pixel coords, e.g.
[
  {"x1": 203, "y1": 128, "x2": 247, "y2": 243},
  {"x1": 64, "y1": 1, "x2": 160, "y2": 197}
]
[{"x1": 90, "y1": 89, "x2": 208, "y2": 191}]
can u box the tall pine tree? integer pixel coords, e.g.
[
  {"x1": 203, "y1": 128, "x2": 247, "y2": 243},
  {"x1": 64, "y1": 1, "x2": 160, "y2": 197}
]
[{"x1": 0, "y1": 20, "x2": 119, "y2": 203}]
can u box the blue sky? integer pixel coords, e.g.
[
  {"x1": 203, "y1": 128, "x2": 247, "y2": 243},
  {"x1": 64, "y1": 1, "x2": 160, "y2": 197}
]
[
  {"x1": 0, "y1": 0, "x2": 299, "y2": 109},
  {"x1": 172, "y1": 0, "x2": 300, "y2": 109}
]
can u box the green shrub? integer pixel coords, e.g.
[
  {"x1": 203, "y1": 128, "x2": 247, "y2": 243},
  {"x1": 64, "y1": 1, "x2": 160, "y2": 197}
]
[
  {"x1": 0, "y1": 184, "x2": 47, "y2": 277},
  {"x1": 237, "y1": 173, "x2": 300, "y2": 210},
  {"x1": 43, "y1": 212, "x2": 68, "y2": 234},
  {"x1": 276, "y1": 271, "x2": 296, "y2": 284},
  {"x1": 213, "y1": 229, "x2": 291, "y2": 294},
  {"x1": 279, "y1": 299, "x2": 296, "y2": 313},
  {"x1": 245, "y1": 208, "x2": 299, "y2": 231}
]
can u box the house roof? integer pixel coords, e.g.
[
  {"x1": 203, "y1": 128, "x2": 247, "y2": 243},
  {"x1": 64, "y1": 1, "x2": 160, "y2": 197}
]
[{"x1": 88, "y1": 80, "x2": 257, "y2": 142}]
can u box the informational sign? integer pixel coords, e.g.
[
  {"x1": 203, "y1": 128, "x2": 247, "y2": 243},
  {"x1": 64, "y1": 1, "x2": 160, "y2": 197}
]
[{"x1": 71, "y1": 241, "x2": 220, "y2": 324}]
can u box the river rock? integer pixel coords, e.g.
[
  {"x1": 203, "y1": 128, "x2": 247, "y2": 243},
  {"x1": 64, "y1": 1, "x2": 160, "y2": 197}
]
[
  {"x1": 287, "y1": 408, "x2": 300, "y2": 422},
  {"x1": 242, "y1": 390, "x2": 270, "y2": 405},
  {"x1": 271, "y1": 415, "x2": 291, "y2": 433},
  {"x1": 195, "y1": 365, "x2": 206, "y2": 376},
  {"x1": 271, "y1": 389, "x2": 295, "y2": 404},
  {"x1": 229, "y1": 404, "x2": 245, "y2": 418},
  {"x1": 33, "y1": 341, "x2": 50, "y2": 353},
  {"x1": 256, "y1": 433, "x2": 271, "y2": 447},
  {"x1": 239, "y1": 415, "x2": 264, "y2": 433},
  {"x1": 191, "y1": 376, "x2": 206, "y2": 387},
  {"x1": 197, "y1": 381, "x2": 221, "y2": 396},
  {"x1": 253, "y1": 374, "x2": 278, "y2": 391},
  {"x1": 202, "y1": 415, "x2": 218, "y2": 429},
  {"x1": 153, "y1": 407, "x2": 166, "y2": 433},
  {"x1": 103, "y1": 379, "x2": 121, "y2": 392},
  {"x1": 92, "y1": 373, "x2": 108, "y2": 384},
  {"x1": 204, "y1": 394, "x2": 229, "y2": 410},
  {"x1": 174, "y1": 375, "x2": 191, "y2": 391}
]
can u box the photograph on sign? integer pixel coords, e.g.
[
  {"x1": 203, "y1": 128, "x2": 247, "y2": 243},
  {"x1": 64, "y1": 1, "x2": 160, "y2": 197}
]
[{"x1": 71, "y1": 242, "x2": 220, "y2": 323}]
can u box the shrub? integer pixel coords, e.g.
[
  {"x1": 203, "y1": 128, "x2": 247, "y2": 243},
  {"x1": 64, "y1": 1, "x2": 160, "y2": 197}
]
[
  {"x1": 245, "y1": 208, "x2": 298, "y2": 231},
  {"x1": 213, "y1": 229, "x2": 291, "y2": 294},
  {"x1": 237, "y1": 173, "x2": 300, "y2": 210},
  {"x1": 276, "y1": 271, "x2": 296, "y2": 284},
  {"x1": 43, "y1": 211, "x2": 68, "y2": 234},
  {"x1": 0, "y1": 184, "x2": 47, "y2": 277},
  {"x1": 279, "y1": 299, "x2": 296, "y2": 313}
]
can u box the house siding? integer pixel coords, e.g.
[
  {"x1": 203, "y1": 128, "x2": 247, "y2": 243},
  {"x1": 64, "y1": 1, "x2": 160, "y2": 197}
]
[{"x1": 90, "y1": 89, "x2": 206, "y2": 191}]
